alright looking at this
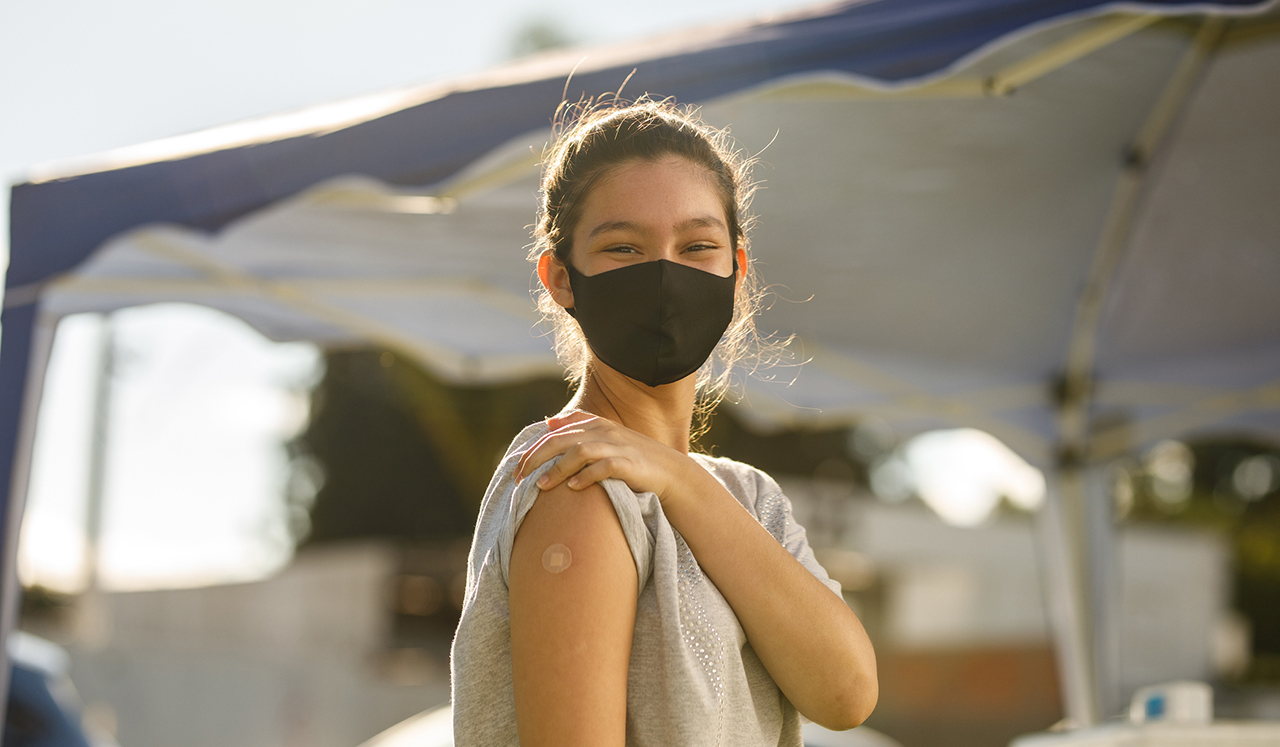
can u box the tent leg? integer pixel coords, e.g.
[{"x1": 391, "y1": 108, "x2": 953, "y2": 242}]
[
  {"x1": 1036, "y1": 470, "x2": 1098, "y2": 726},
  {"x1": 1083, "y1": 465, "x2": 1122, "y2": 720},
  {"x1": 0, "y1": 302, "x2": 57, "y2": 720},
  {"x1": 1036, "y1": 463, "x2": 1123, "y2": 727}
]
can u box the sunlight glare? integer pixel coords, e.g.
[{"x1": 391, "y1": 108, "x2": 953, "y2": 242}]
[
  {"x1": 902, "y1": 428, "x2": 1045, "y2": 527},
  {"x1": 18, "y1": 304, "x2": 321, "y2": 592}
]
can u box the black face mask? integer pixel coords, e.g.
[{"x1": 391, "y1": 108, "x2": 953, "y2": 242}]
[{"x1": 565, "y1": 259, "x2": 736, "y2": 387}]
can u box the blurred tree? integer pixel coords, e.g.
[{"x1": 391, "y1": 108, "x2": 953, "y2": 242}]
[
  {"x1": 1122, "y1": 436, "x2": 1280, "y2": 681},
  {"x1": 288, "y1": 349, "x2": 570, "y2": 546},
  {"x1": 697, "y1": 407, "x2": 864, "y2": 482},
  {"x1": 508, "y1": 17, "x2": 574, "y2": 59}
]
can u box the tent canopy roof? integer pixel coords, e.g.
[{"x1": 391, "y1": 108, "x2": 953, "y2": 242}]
[{"x1": 8, "y1": 0, "x2": 1280, "y2": 468}]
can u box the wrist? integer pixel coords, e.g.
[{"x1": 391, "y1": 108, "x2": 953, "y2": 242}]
[
  {"x1": 656, "y1": 455, "x2": 721, "y2": 518},
  {"x1": 654, "y1": 454, "x2": 696, "y2": 507}
]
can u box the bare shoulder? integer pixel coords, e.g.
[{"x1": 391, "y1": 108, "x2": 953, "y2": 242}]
[{"x1": 512, "y1": 480, "x2": 633, "y2": 573}]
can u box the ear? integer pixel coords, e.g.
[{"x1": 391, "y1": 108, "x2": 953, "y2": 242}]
[
  {"x1": 734, "y1": 247, "x2": 748, "y2": 288},
  {"x1": 538, "y1": 252, "x2": 575, "y2": 310}
]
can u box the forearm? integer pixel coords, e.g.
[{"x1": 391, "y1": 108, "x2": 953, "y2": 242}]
[{"x1": 661, "y1": 462, "x2": 878, "y2": 729}]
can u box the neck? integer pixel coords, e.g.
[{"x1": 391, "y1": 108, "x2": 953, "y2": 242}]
[{"x1": 567, "y1": 360, "x2": 697, "y2": 454}]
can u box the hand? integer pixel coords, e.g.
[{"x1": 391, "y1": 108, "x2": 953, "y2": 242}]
[{"x1": 514, "y1": 411, "x2": 692, "y2": 502}]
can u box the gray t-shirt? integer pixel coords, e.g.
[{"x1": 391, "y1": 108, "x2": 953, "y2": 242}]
[{"x1": 450, "y1": 421, "x2": 843, "y2": 746}]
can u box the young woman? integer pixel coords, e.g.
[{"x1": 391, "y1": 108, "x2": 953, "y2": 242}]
[{"x1": 451, "y1": 100, "x2": 877, "y2": 747}]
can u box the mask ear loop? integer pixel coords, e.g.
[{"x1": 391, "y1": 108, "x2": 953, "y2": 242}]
[{"x1": 563, "y1": 261, "x2": 580, "y2": 318}]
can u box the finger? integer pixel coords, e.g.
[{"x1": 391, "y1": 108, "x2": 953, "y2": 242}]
[
  {"x1": 537, "y1": 441, "x2": 607, "y2": 491},
  {"x1": 547, "y1": 410, "x2": 595, "y2": 430},
  {"x1": 518, "y1": 424, "x2": 588, "y2": 479},
  {"x1": 518, "y1": 428, "x2": 588, "y2": 481},
  {"x1": 516, "y1": 431, "x2": 553, "y2": 480},
  {"x1": 518, "y1": 414, "x2": 594, "y2": 479},
  {"x1": 565, "y1": 457, "x2": 624, "y2": 490}
]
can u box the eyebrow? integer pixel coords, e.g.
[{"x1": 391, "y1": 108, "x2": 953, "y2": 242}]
[{"x1": 587, "y1": 216, "x2": 728, "y2": 239}]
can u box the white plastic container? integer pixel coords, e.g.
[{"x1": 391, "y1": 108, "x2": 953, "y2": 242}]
[{"x1": 1129, "y1": 681, "x2": 1214, "y2": 726}]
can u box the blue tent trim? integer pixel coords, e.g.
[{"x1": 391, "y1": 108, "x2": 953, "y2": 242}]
[
  {"x1": 5, "y1": 0, "x2": 1269, "y2": 291},
  {"x1": 0, "y1": 301, "x2": 35, "y2": 556}
]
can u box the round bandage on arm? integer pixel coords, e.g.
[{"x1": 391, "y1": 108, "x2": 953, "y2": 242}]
[{"x1": 542, "y1": 543, "x2": 572, "y2": 573}]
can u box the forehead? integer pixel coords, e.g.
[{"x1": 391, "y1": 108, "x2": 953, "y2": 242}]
[{"x1": 581, "y1": 156, "x2": 726, "y2": 220}]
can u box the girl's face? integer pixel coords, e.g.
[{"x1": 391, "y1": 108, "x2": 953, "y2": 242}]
[{"x1": 568, "y1": 156, "x2": 737, "y2": 279}]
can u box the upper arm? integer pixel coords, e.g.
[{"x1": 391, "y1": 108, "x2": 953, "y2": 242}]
[{"x1": 509, "y1": 480, "x2": 638, "y2": 747}]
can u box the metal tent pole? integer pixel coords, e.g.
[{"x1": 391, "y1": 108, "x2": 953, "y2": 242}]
[{"x1": 1042, "y1": 16, "x2": 1227, "y2": 726}]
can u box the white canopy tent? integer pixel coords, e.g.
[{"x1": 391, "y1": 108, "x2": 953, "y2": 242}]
[{"x1": 5, "y1": 0, "x2": 1279, "y2": 729}]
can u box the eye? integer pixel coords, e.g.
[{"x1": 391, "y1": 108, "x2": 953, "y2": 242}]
[
  {"x1": 684, "y1": 243, "x2": 719, "y2": 254},
  {"x1": 604, "y1": 245, "x2": 639, "y2": 254}
]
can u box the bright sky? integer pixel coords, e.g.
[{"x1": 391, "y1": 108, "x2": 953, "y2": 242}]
[
  {"x1": 20, "y1": 307, "x2": 318, "y2": 591},
  {"x1": 901, "y1": 428, "x2": 1045, "y2": 526}
]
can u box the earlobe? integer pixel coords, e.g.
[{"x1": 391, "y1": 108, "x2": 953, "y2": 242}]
[{"x1": 538, "y1": 252, "x2": 575, "y2": 310}]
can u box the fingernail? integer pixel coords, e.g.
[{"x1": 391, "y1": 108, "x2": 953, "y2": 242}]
[
  {"x1": 567, "y1": 477, "x2": 578, "y2": 489},
  {"x1": 537, "y1": 475, "x2": 549, "y2": 487}
]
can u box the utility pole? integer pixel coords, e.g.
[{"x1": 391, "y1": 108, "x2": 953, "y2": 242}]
[{"x1": 78, "y1": 313, "x2": 114, "y2": 650}]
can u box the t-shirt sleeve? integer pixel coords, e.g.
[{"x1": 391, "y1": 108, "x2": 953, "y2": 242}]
[
  {"x1": 496, "y1": 456, "x2": 655, "y2": 596},
  {"x1": 752, "y1": 471, "x2": 844, "y2": 599}
]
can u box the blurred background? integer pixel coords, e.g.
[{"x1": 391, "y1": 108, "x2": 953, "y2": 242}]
[{"x1": 4, "y1": 1, "x2": 1280, "y2": 747}]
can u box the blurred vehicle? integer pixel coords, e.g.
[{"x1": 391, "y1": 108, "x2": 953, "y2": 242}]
[{"x1": 5, "y1": 631, "x2": 92, "y2": 747}]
